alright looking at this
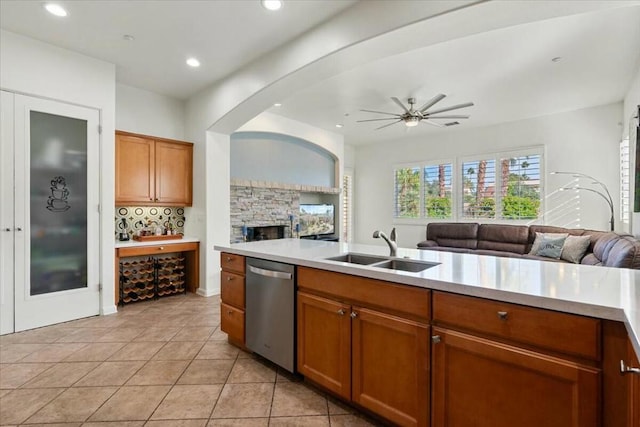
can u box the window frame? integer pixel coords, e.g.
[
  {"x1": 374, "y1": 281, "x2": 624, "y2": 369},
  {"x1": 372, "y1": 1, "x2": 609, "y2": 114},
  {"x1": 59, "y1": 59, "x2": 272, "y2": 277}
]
[{"x1": 393, "y1": 146, "x2": 544, "y2": 224}]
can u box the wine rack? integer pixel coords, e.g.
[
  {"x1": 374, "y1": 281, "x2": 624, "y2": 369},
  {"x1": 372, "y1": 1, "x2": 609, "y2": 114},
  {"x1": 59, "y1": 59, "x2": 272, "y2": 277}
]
[
  {"x1": 157, "y1": 255, "x2": 186, "y2": 297},
  {"x1": 119, "y1": 254, "x2": 186, "y2": 305}
]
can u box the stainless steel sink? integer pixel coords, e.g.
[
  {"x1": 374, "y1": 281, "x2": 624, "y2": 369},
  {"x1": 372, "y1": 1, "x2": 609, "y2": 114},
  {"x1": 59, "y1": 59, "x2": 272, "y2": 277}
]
[
  {"x1": 324, "y1": 253, "x2": 439, "y2": 272},
  {"x1": 372, "y1": 259, "x2": 439, "y2": 273},
  {"x1": 324, "y1": 253, "x2": 388, "y2": 265}
]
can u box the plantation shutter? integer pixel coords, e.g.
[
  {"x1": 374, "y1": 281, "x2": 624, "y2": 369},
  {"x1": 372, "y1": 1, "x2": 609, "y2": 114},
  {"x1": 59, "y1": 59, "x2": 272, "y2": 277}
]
[
  {"x1": 498, "y1": 155, "x2": 541, "y2": 220},
  {"x1": 461, "y1": 159, "x2": 496, "y2": 219},
  {"x1": 342, "y1": 173, "x2": 353, "y2": 242}
]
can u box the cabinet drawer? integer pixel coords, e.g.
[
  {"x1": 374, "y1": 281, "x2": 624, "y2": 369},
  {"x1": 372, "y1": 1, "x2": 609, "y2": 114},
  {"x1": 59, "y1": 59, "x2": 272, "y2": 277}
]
[
  {"x1": 221, "y1": 303, "x2": 245, "y2": 344},
  {"x1": 118, "y1": 242, "x2": 198, "y2": 257},
  {"x1": 221, "y1": 271, "x2": 245, "y2": 309},
  {"x1": 432, "y1": 291, "x2": 600, "y2": 361},
  {"x1": 221, "y1": 253, "x2": 245, "y2": 274},
  {"x1": 298, "y1": 267, "x2": 430, "y2": 322}
]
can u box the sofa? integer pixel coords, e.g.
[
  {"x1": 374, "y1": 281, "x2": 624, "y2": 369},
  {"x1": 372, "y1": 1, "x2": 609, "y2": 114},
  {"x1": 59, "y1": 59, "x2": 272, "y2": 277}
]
[{"x1": 417, "y1": 222, "x2": 640, "y2": 269}]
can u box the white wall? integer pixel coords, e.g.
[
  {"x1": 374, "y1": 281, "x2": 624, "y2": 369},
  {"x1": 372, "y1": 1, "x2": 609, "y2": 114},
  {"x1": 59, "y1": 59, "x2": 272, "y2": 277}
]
[
  {"x1": 624, "y1": 65, "x2": 640, "y2": 139},
  {"x1": 116, "y1": 83, "x2": 185, "y2": 140},
  {"x1": 624, "y1": 65, "x2": 640, "y2": 235},
  {"x1": 0, "y1": 30, "x2": 117, "y2": 315},
  {"x1": 353, "y1": 103, "x2": 623, "y2": 249}
]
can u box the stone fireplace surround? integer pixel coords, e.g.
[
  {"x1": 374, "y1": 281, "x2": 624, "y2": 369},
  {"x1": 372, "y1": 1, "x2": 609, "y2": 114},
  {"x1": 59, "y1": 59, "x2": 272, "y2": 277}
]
[{"x1": 230, "y1": 179, "x2": 340, "y2": 243}]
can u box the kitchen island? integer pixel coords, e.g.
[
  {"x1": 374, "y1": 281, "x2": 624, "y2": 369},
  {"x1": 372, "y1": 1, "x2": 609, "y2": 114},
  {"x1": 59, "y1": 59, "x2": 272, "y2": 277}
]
[{"x1": 215, "y1": 238, "x2": 640, "y2": 427}]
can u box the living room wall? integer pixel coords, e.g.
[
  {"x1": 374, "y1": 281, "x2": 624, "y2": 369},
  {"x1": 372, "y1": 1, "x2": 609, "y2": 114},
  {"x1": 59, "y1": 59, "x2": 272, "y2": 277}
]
[{"x1": 353, "y1": 102, "x2": 623, "y2": 249}]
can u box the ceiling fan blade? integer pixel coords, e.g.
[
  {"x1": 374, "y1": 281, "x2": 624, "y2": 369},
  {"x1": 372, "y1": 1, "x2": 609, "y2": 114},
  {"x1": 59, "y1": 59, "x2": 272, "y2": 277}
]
[
  {"x1": 424, "y1": 114, "x2": 470, "y2": 119},
  {"x1": 359, "y1": 109, "x2": 402, "y2": 116},
  {"x1": 421, "y1": 120, "x2": 444, "y2": 128},
  {"x1": 418, "y1": 94, "x2": 446, "y2": 113},
  {"x1": 391, "y1": 97, "x2": 411, "y2": 114},
  {"x1": 375, "y1": 120, "x2": 403, "y2": 130},
  {"x1": 426, "y1": 102, "x2": 474, "y2": 115},
  {"x1": 356, "y1": 118, "x2": 401, "y2": 122}
]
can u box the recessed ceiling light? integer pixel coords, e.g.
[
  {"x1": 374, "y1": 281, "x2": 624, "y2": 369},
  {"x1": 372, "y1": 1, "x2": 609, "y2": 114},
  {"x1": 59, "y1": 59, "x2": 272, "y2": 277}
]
[
  {"x1": 551, "y1": 56, "x2": 562, "y2": 63},
  {"x1": 273, "y1": 103, "x2": 282, "y2": 107},
  {"x1": 123, "y1": 34, "x2": 135, "y2": 41},
  {"x1": 186, "y1": 58, "x2": 200, "y2": 67},
  {"x1": 44, "y1": 3, "x2": 67, "y2": 17},
  {"x1": 335, "y1": 124, "x2": 343, "y2": 128},
  {"x1": 261, "y1": 0, "x2": 282, "y2": 11}
]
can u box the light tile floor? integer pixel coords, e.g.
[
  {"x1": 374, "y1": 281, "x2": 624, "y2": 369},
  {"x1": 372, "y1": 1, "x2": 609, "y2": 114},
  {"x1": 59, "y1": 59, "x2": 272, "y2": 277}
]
[{"x1": 0, "y1": 294, "x2": 381, "y2": 426}]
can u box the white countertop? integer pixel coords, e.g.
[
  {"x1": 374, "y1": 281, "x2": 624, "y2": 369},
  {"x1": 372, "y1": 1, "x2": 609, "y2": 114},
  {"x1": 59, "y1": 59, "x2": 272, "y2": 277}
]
[
  {"x1": 115, "y1": 236, "x2": 199, "y2": 248},
  {"x1": 214, "y1": 238, "x2": 640, "y2": 356}
]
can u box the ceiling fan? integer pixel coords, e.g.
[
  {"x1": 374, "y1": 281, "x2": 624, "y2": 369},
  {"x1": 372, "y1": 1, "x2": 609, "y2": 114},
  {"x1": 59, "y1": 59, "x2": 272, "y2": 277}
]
[{"x1": 358, "y1": 94, "x2": 474, "y2": 130}]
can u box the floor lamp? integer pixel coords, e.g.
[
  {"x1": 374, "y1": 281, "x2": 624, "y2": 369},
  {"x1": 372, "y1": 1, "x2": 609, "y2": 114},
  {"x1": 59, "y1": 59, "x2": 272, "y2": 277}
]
[{"x1": 551, "y1": 171, "x2": 615, "y2": 232}]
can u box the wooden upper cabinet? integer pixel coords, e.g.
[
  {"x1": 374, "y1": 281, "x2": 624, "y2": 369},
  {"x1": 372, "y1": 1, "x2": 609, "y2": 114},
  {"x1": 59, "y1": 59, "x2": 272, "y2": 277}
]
[
  {"x1": 155, "y1": 141, "x2": 192, "y2": 205},
  {"x1": 115, "y1": 131, "x2": 193, "y2": 206},
  {"x1": 115, "y1": 134, "x2": 155, "y2": 204}
]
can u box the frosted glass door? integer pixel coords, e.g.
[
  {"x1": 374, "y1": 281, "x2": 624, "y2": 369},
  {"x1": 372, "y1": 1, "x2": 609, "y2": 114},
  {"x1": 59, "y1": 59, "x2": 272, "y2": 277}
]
[
  {"x1": 29, "y1": 111, "x2": 88, "y2": 295},
  {"x1": 13, "y1": 94, "x2": 100, "y2": 332}
]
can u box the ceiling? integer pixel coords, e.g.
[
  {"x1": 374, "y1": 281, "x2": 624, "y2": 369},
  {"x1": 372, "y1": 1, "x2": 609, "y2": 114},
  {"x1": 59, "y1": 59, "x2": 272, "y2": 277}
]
[
  {"x1": 272, "y1": 4, "x2": 640, "y2": 144},
  {"x1": 0, "y1": 0, "x2": 356, "y2": 99},
  {"x1": 1, "y1": 1, "x2": 639, "y2": 145}
]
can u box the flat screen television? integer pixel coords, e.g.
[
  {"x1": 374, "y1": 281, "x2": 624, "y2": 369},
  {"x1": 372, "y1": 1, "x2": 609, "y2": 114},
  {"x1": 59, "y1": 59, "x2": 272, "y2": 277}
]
[{"x1": 299, "y1": 204, "x2": 335, "y2": 237}]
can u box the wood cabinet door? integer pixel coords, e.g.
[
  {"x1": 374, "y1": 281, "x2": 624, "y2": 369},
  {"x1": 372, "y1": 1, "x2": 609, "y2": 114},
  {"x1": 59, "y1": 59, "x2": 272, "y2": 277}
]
[
  {"x1": 352, "y1": 306, "x2": 429, "y2": 427},
  {"x1": 155, "y1": 141, "x2": 192, "y2": 206},
  {"x1": 630, "y1": 344, "x2": 640, "y2": 427},
  {"x1": 221, "y1": 302, "x2": 245, "y2": 344},
  {"x1": 431, "y1": 327, "x2": 600, "y2": 427},
  {"x1": 297, "y1": 292, "x2": 351, "y2": 400},
  {"x1": 115, "y1": 133, "x2": 155, "y2": 205}
]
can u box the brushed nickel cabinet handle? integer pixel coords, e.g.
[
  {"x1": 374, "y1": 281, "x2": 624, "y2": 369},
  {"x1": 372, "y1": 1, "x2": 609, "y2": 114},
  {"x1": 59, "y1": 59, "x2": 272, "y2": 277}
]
[
  {"x1": 350, "y1": 311, "x2": 358, "y2": 318},
  {"x1": 159, "y1": 246, "x2": 164, "y2": 250},
  {"x1": 620, "y1": 360, "x2": 640, "y2": 375},
  {"x1": 227, "y1": 276, "x2": 233, "y2": 281},
  {"x1": 337, "y1": 309, "x2": 345, "y2": 316},
  {"x1": 226, "y1": 257, "x2": 233, "y2": 262},
  {"x1": 432, "y1": 335, "x2": 441, "y2": 344},
  {"x1": 497, "y1": 311, "x2": 508, "y2": 320}
]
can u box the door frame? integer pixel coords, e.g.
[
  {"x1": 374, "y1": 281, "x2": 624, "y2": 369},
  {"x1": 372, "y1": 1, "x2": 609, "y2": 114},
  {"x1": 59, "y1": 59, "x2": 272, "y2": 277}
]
[{"x1": 11, "y1": 93, "x2": 101, "y2": 332}]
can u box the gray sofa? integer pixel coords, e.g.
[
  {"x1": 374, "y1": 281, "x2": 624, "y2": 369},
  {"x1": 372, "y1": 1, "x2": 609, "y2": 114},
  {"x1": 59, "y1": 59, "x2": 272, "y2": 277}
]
[{"x1": 417, "y1": 222, "x2": 640, "y2": 269}]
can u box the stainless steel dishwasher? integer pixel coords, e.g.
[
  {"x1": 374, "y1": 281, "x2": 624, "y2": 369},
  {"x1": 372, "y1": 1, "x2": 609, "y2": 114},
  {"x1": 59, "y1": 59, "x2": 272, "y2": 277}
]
[{"x1": 245, "y1": 257, "x2": 296, "y2": 373}]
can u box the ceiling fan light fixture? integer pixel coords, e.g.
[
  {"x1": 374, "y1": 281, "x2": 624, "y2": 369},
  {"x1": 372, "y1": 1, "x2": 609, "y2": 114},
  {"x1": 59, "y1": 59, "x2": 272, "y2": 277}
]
[{"x1": 404, "y1": 117, "x2": 420, "y2": 127}]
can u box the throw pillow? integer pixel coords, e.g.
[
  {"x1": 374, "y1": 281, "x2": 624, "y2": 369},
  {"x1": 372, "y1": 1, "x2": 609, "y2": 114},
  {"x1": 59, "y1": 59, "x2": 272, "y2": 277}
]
[
  {"x1": 529, "y1": 232, "x2": 569, "y2": 255},
  {"x1": 536, "y1": 234, "x2": 568, "y2": 259},
  {"x1": 560, "y1": 235, "x2": 591, "y2": 264}
]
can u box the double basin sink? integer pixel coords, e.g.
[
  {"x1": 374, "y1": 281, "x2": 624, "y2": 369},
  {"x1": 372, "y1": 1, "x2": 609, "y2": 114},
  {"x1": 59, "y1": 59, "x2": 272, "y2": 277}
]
[{"x1": 324, "y1": 253, "x2": 439, "y2": 273}]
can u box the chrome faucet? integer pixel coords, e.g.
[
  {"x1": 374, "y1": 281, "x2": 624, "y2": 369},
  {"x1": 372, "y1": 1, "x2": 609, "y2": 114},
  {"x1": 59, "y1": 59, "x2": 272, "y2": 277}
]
[{"x1": 373, "y1": 228, "x2": 397, "y2": 257}]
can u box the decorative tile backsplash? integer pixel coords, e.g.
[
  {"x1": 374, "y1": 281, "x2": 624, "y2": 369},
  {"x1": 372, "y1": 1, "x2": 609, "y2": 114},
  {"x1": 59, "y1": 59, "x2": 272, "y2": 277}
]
[{"x1": 115, "y1": 207, "x2": 185, "y2": 240}]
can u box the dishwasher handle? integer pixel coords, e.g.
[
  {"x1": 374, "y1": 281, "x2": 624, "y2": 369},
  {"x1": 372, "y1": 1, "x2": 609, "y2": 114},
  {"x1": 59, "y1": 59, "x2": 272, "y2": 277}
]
[{"x1": 248, "y1": 265, "x2": 292, "y2": 280}]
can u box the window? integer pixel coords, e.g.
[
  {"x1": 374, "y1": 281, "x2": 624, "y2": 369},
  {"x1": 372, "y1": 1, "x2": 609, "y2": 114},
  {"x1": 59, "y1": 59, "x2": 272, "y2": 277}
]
[
  {"x1": 498, "y1": 155, "x2": 541, "y2": 220},
  {"x1": 621, "y1": 138, "x2": 631, "y2": 232},
  {"x1": 393, "y1": 148, "x2": 543, "y2": 222},
  {"x1": 394, "y1": 166, "x2": 421, "y2": 218},
  {"x1": 342, "y1": 172, "x2": 353, "y2": 242},
  {"x1": 424, "y1": 163, "x2": 452, "y2": 218},
  {"x1": 462, "y1": 159, "x2": 496, "y2": 219}
]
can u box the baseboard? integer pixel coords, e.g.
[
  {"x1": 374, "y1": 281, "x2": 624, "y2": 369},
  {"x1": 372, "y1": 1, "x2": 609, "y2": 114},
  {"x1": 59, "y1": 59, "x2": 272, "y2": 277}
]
[
  {"x1": 101, "y1": 305, "x2": 118, "y2": 316},
  {"x1": 197, "y1": 287, "x2": 219, "y2": 297}
]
